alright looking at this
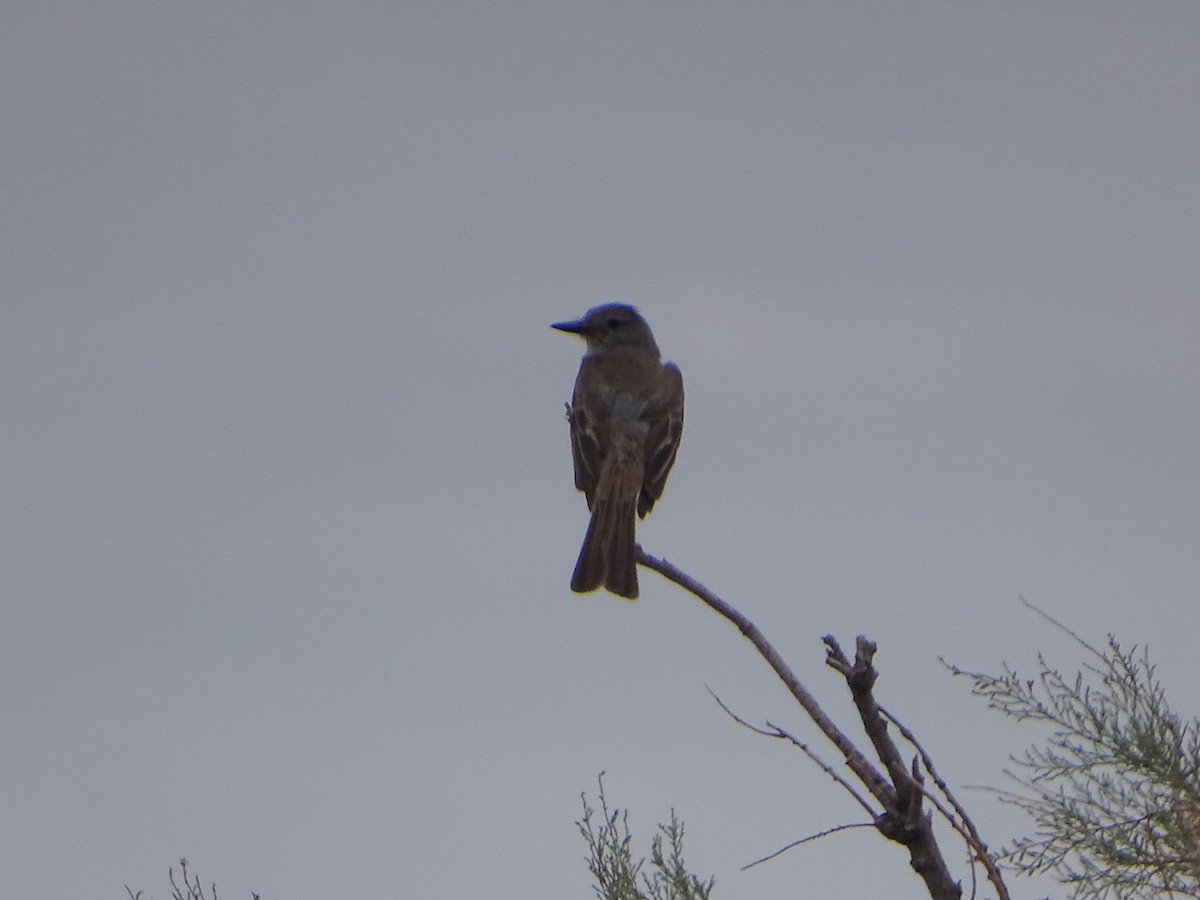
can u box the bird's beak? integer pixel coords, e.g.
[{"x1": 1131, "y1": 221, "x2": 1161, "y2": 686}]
[{"x1": 551, "y1": 317, "x2": 588, "y2": 335}]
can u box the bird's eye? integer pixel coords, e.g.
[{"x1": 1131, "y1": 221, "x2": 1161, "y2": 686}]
[{"x1": 607, "y1": 317, "x2": 623, "y2": 329}]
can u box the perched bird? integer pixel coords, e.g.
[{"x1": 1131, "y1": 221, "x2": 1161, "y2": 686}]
[{"x1": 552, "y1": 304, "x2": 684, "y2": 599}]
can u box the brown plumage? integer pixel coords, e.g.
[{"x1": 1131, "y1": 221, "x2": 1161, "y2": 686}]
[{"x1": 552, "y1": 304, "x2": 684, "y2": 599}]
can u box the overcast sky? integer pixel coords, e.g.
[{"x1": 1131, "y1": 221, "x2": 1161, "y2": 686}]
[{"x1": 4, "y1": 3, "x2": 1198, "y2": 898}]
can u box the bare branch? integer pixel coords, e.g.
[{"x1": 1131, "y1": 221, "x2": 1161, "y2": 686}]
[
  {"x1": 881, "y1": 706, "x2": 1010, "y2": 900},
  {"x1": 638, "y1": 546, "x2": 996, "y2": 900},
  {"x1": 637, "y1": 548, "x2": 895, "y2": 809}
]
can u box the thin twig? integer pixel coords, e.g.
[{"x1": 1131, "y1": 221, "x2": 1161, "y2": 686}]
[
  {"x1": 1018, "y1": 596, "x2": 1107, "y2": 660},
  {"x1": 741, "y1": 822, "x2": 875, "y2": 870},
  {"x1": 705, "y1": 684, "x2": 877, "y2": 817}
]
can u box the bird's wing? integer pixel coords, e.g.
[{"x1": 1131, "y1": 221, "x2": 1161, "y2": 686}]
[
  {"x1": 568, "y1": 388, "x2": 604, "y2": 510},
  {"x1": 638, "y1": 361, "x2": 684, "y2": 518}
]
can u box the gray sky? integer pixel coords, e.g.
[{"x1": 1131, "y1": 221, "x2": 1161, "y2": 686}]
[{"x1": 4, "y1": 3, "x2": 1198, "y2": 898}]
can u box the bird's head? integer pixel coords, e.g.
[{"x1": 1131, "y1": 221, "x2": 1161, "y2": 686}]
[{"x1": 551, "y1": 303, "x2": 659, "y2": 354}]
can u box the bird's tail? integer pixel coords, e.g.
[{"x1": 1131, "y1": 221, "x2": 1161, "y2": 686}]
[{"x1": 571, "y1": 440, "x2": 642, "y2": 600}]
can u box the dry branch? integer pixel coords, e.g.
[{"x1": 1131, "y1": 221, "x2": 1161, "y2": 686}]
[{"x1": 637, "y1": 546, "x2": 1007, "y2": 900}]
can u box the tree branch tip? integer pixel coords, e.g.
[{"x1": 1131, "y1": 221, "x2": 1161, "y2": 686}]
[{"x1": 854, "y1": 635, "x2": 878, "y2": 661}]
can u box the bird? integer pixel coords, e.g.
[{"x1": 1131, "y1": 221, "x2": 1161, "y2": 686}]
[{"x1": 552, "y1": 303, "x2": 684, "y2": 599}]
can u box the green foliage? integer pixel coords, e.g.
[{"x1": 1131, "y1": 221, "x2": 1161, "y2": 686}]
[
  {"x1": 578, "y1": 774, "x2": 715, "y2": 900},
  {"x1": 957, "y1": 628, "x2": 1200, "y2": 899}
]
